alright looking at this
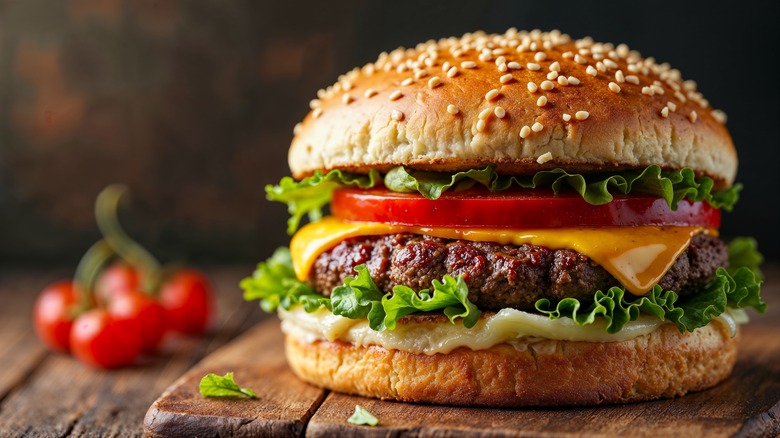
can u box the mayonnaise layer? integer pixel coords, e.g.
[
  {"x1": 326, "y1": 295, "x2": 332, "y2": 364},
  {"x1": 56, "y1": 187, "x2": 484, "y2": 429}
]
[{"x1": 279, "y1": 306, "x2": 739, "y2": 356}]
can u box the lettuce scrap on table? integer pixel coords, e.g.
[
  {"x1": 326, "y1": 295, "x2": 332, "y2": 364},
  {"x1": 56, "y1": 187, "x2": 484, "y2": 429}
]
[{"x1": 241, "y1": 239, "x2": 765, "y2": 334}]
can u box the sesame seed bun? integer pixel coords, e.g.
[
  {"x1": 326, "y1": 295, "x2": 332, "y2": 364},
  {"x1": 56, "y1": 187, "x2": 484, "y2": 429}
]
[
  {"x1": 285, "y1": 320, "x2": 737, "y2": 407},
  {"x1": 290, "y1": 30, "x2": 736, "y2": 187}
]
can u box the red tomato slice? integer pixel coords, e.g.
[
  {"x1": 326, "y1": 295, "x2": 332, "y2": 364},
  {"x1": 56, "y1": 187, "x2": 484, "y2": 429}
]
[{"x1": 331, "y1": 187, "x2": 720, "y2": 229}]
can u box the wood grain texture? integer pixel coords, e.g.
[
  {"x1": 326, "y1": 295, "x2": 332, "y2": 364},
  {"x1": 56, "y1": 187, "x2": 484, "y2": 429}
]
[{"x1": 143, "y1": 319, "x2": 327, "y2": 438}]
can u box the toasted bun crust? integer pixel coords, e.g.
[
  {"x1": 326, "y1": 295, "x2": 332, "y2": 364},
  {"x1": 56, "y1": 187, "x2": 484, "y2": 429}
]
[
  {"x1": 290, "y1": 30, "x2": 736, "y2": 188},
  {"x1": 285, "y1": 322, "x2": 736, "y2": 406}
]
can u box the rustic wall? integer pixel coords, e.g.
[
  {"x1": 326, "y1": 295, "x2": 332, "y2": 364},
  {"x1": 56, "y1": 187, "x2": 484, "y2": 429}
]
[{"x1": 0, "y1": 0, "x2": 777, "y2": 266}]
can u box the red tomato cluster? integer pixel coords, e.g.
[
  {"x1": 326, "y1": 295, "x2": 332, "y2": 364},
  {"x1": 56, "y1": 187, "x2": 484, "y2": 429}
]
[
  {"x1": 31, "y1": 184, "x2": 215, "y2": 369},
  {"x1": 33, "y1": 266, "x2": 214, "y2": 368}
]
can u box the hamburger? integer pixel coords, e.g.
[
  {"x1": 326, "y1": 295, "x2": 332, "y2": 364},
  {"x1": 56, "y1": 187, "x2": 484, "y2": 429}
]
[{"x1": 241, "y1": 29, "x2": 766, "y2": 406}]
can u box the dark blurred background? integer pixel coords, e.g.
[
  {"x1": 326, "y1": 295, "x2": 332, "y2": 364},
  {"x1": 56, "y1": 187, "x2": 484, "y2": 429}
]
[{"x1": 1, "y1": 0, "x2": 778, "y2": 268}]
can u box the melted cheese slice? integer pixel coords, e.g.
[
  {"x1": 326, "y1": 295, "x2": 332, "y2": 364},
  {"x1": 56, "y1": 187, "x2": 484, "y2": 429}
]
[
  {"x1": 279, "y1": 306, "x2": 738, "y2": 355},
  {"x1": 291, "y1": 217, "x2": 711, "y2": 295}
]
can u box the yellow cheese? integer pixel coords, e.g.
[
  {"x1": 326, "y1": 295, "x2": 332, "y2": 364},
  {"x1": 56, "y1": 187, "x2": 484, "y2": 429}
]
[
  {"x1": 290, "y1": 216, "x2": 709, "y2": 295},
  {"x1": 279, "y1": 306, "x2": 739, "y2": 355}
]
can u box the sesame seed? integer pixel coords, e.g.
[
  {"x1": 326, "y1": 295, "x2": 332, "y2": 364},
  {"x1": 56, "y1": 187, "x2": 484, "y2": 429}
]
[
  {"x1": 507, "y1": 61, "x2": 522, "y2": 70},
  {"x1": 519, "y1": 125, "x2": 531, "y2": 138},
  {"x1": 575, "y1": 110, "x2": 589, "y2": 120},
  {"x1": 476, "y1": 119, "x2": 487, "y2": 131},
  {"x1": 712, "y1": 109, "x2": 727, "y2": 124},
  {"x1": 343, "y1": 81, "x2": 353, "y2": 91},
  {"x1": 615, "y1": 70, "x2": 625, "y2": 83},
  {"x1": 563, "y1": 51, "x2": 574, "y2": 59},
  {"x1": 479, "y1": 52, "x2": 492, "y2": 62},
  {"x1": 557, "y1": 76, "x2": 569, "y2": 86},
  {"x1": 342, "y1": 94, "x2": 354, "y2": 104},
  {"x1": 608, "y1": 82, "x2": 621, "y2": 93},
  {"x1": 478, "y1": 108, "x2": 492, "y2": 120},
  {"x1": 527, "y1": 62, "x2": 541, "y2": 71},
  {"x1": 536, "y1": 152, "x2": 553, "y2": 164},
  {"x1": 485, "y1": 88, "x2": 500, "y2": 101},
  {"x1": 574, "y1": 54, "x2": 587, "y2": 64},
  {"x1": 586, "y1": 65, "x2": 598, "y2": 76},
  {"x1": 531, "y1": 122, "x2": 544, "y2": 132},
  {"x1": 641, "y1": 86, "x2": 654, "y2": 96},
  {"x1": 389, "y1": 90, "x2": 403, "y2": 101},
  {"x1": 562, "y1": 113, "x2": 572, "y2": 121},
  {"x1": 494, "y1": 106, "x2": 506, "y2": 118},
  {"x1": 534, "y1": 51, "x2": 547, "y2": 62},
  {"x1": 500, "y1": 73, "x2": 513, "y2": 84},
  {"x1": 498, "y1": 63, "x2": 508, "y2": 72},
  {"x1": 313, "y1": 108, "x2": 323, "y2": 118},
  {"x1": 675, "y1": 90, "x2": 687, "y2": 102},
  {"x1": 495, "y1": 56, "x2": 506, "y2": 66},
  {"x1": 401, "y1": 77, "x2": 414, "y2": 86},
  {"x1": 391, "y1": 109, "x2": 404, "y2": 121},
  {"x1": 527, "y1": 82, "x2": 539, "y2": 93},
  {"x1": 540, "y1": 80, "x2": 555, "y2": 91},
  {"x1": 547, "y1": 71, "x2": 559, "y2": 80},
  {"x1": 567, "y1": 76, "x2": 580, "y2": 85},
  {"x1": 442, "y1": 61, "x2": 451, "y2": 71},
  {"x1": 592, "y1": 53, "x2": 604, "y2": 61},
  {"x1": 461, "y1": 61, "x2": 477, "y2": 69},
  {"x1": 667, "y1": 101, "x2": 677, "y2": 112},
  {"x1": 596, "y1": 61, "x2": 606, "y2": 72},
  {"x1": 689, "y1": 110, "x2": 697, "y2": 123},
  {"x1": 447, "y1": 104, "x2": 459, "y2": 114},
  {"x1": 652, "y1": 84, "x2": 665, "y2": 95},
  {"x1": 627, "y1": 63, "x2": 639, "y2": 73},
  {"x1": 447, "y1": 66, "x2": 459, "y2": 78},
  {"x1": 604, "y1": 59, "x2": 618, "y2": 69},
  {"x1": 661, "y1": 107, "x2": 669, "y2": 118},
  {"x1": 536, "y1": 95, "x2": 547, "y2": 107},
  {"x1": 625, "y1": 75, "x2": 640, "y2": 85},
  {"x1": 428, "y1": 76, "x2": 442, "y2": 88},
  {"x1": 549, "y1": 61, "x2": 561, "y2": 72},
  {"x1": 364, "y1": 89, "x2": 378, "y2": 98}
]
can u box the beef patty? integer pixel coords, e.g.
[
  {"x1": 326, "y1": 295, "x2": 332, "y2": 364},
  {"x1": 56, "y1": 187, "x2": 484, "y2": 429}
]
[{"x1": 308, "y1": 233, "x2": 727, "y2": 311}]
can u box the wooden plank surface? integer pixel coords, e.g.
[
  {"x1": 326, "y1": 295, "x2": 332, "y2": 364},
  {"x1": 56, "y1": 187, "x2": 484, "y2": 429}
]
[
  {"x1": 0, "y1": 266, "x2": 265, "y2": 437},
  {"x1": 144, "y1": 320, "x2": 327, "y2": 438},
  {"x1": 144, "y1": 265, "x2": 780, "y2": 438}
]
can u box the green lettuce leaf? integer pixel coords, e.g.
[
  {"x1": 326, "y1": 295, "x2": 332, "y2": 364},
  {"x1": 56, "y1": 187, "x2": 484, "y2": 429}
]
[
  {"x1": 240, "y1": 252, "x2": 480, "y2": 331},
  {"x1": 199, "y1": 372, "x2": 257, "y2": 398},
  {"x1": 267, "y1": 165, "x2": 740, "y2": 233},
  {"x1": 348, "y1": 405, "x2": 379, "y2": 426},
  {"x1": 727, "y1": 237, "x2": 764, "y2": 280},
  {"x1": 239, "y1": 247, "x2": 330, "y2": 313},
  {"x1": 266, "y1": 169, "x2": 381, "y2": 235}
]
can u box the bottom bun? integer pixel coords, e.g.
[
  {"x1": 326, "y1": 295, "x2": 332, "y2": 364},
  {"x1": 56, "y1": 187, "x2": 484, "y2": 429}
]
[{"x1": 285, "y1": 322, "x2": 737, "y2": 407}]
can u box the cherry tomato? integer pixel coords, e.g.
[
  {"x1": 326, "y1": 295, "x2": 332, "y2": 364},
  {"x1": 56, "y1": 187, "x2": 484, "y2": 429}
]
[
  {"x1": 33, "y1": 281, "x2": 78, "y2": 353},
  {"x1": 159, "y1": 270, "x2": 214, "y2": 335},
  {"x1": 331, "y1": 187, "x2": 721, "y2": 229},
  {"x1": 95, "y1": 263, "x2": 140, "y2": 303},
  {"x1": 70, "y1": 309, "x2": 140, "y2": 369},
  {"x1": 108, "y1": 290, "x2": 167, "y2": 353}
]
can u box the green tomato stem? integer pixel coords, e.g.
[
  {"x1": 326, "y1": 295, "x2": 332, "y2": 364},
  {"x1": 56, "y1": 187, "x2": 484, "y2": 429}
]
[
  {"x1": 73, "y1": 239, "x2": 115, "y2": 313},
  {"x1": 95, "y1": 184, "x2": 161, "y2": 293}
]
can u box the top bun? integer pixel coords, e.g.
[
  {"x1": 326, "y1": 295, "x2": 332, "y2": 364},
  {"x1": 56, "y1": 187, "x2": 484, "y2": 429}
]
[{"x1": 289, "y1": 29, "x2": 736, "y2": 188}]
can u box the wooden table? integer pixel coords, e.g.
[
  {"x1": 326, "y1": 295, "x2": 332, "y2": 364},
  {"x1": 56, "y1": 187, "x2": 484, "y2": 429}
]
[{"x1": 1, "y1": 265, "x2": 778, "y2": 437}]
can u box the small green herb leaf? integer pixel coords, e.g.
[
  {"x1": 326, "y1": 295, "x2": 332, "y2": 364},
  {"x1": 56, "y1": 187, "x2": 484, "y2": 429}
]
[
  {"x1": 199, "y1": 372, "x2": 257, "y2": 398},
  {"x1": 348, "y1": 405, "x2": 379, "y2": 426}
]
